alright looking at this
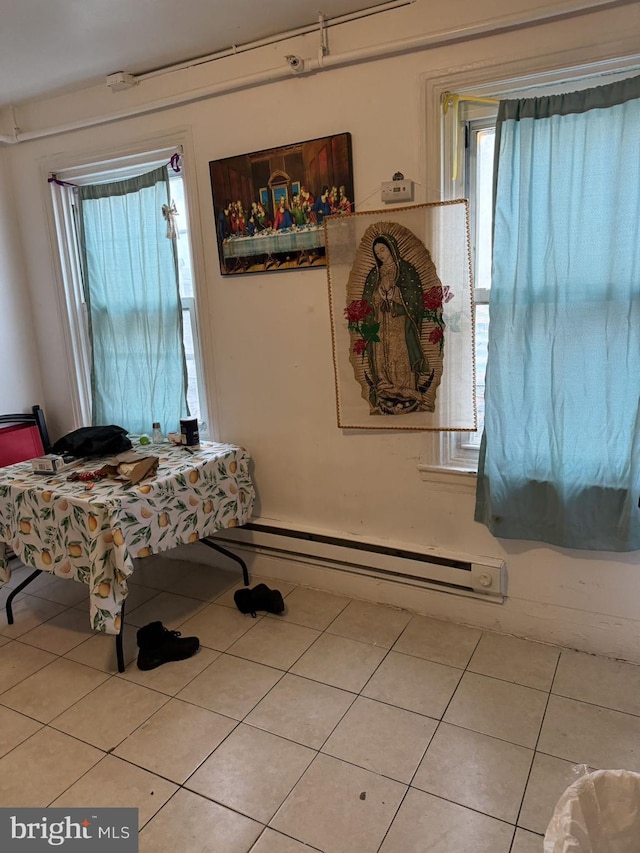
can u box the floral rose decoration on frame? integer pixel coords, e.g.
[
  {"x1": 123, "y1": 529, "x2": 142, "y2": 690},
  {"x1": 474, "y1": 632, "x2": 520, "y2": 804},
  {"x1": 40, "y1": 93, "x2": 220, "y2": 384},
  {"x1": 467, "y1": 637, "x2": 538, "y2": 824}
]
[
  {"x1": 422, "y1": 285, "x2": 454, "y2": 355},
  {"x1": 344, "y1": 299, "x2": 380, "y2": 357}
]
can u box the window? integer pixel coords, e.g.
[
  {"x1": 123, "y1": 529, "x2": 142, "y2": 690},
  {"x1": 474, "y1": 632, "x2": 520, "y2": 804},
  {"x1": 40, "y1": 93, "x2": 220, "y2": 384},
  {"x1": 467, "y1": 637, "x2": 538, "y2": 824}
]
[
  {"x1": 461, "y1": 114, "x2": 496, "y2": 452},
  {"x1": 168, "y1": 172, "x2": 206, "y2": 427},
  {"x1": 49, "y1": 145, "x2": 207, "y2": 434},
  {"x1": 475, "y1": 73, "x2": 640, "y2": 550},
  {"x1": 423, "y1": 58, "x2": 640, "y2": 484},
  {"x1": 436, "y1": 98, "x2": 498, "y2": 472}
]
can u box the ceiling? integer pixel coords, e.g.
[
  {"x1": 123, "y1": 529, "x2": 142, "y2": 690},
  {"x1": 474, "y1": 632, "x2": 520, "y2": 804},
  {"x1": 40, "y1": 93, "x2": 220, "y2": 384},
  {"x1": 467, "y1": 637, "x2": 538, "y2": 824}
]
[{"x1": 0, "y1": 1, "x2": 398, "y2": 108}]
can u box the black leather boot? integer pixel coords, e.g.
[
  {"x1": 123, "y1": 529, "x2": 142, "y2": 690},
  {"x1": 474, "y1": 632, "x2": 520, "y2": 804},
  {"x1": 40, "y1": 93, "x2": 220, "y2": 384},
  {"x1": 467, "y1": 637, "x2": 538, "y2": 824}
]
[{"x1": 136, "y1": 621, "x2": 200, "y2": 670}]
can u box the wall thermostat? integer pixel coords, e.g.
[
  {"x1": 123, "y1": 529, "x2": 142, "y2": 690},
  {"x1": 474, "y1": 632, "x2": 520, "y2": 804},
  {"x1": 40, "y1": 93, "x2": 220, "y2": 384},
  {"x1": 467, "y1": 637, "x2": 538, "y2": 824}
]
[{"x1": 381, "y1": 179, "x2": 414, "y2": 203}]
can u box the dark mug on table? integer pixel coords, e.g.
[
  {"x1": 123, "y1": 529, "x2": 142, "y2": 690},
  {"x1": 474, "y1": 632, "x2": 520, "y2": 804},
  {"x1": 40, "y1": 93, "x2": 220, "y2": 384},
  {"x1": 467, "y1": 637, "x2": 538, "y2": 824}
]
[{"x1": 180, "y1": 417, "x2": 200, "y2": 448}]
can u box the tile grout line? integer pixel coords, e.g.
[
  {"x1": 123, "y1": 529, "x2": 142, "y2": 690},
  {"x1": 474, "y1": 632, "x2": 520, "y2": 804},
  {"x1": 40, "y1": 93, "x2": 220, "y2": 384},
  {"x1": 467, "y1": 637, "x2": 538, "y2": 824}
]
[
  {"x1": 511, "y1": 647, "x2": 564, "y2": 840},
  {"x1": 3, "y1": 564, "x2": 640, "y2": 852},
  {"x1": 372, "y1": 624, "x2": 484, "y2": 852}
]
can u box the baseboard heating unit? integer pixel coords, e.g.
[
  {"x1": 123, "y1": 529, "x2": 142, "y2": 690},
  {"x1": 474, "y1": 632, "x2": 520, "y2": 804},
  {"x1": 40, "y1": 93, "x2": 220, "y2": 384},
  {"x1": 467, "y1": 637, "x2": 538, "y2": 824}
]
[{"x1": 213, "y1": 520, "x2": 506, "y2": 603}]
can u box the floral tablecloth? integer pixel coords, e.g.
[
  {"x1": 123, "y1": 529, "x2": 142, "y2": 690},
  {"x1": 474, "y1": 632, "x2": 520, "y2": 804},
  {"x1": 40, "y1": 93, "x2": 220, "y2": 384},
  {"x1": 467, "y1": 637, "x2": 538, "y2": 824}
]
[{"x1": 0, "y1": 442, "x2": 255, "y2": 634}]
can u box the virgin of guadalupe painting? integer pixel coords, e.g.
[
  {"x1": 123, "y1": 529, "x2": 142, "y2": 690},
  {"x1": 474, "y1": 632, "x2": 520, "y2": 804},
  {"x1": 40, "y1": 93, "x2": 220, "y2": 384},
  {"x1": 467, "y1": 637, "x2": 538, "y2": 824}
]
[
  {"x1": 325, "y1": 201, "x2": 475, "y2": 431},
  {"x1": 346, "y1": 223, "x2": 445, "y2": 415}
]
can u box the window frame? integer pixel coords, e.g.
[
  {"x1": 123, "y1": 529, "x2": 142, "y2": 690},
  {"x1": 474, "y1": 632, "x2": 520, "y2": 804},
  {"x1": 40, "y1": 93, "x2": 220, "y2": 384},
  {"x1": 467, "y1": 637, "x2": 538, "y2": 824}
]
[
  {"x1": 419, "y1": 51, "x2": 640, "y2": 490},
  {"x1": 47, "y1": 139, "x2": 210, "y2": 434},
  {"x1": 457, "y1": 111, "x2": 497, "y2": 456},
  {"x1": 167, "y1": 170, "x2": 209, "y2": 432}
]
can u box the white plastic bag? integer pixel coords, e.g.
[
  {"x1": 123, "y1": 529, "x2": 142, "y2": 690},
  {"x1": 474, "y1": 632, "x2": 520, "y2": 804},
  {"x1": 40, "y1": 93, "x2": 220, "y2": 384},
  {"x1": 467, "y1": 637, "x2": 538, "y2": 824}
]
[{"x1": 544, "y1": 767, "x2": 640, "y2": 852}]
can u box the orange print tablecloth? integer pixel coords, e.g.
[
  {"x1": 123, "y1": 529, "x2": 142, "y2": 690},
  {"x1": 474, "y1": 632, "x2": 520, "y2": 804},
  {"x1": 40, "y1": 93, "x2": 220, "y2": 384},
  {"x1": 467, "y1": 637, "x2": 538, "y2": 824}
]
[{"x1": 0, "y1": 442, "x2": 255, "y2": 633}]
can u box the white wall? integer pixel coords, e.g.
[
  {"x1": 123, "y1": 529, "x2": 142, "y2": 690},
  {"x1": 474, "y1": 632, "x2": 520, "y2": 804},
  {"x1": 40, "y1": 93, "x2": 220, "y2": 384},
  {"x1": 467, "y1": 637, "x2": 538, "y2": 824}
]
[
  {"x1": 3, "y1": 0, "x2": 640, "y2": 660},
  {"x1": 0, "y1": 148, "x2": 43, "y2": 413}
]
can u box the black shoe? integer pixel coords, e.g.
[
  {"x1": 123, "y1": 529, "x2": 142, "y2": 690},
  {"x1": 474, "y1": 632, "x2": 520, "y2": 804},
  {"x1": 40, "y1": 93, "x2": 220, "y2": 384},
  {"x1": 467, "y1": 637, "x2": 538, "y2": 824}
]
[
  {"x1": 234, "y1": 583, "x2": 285, "y2": 618},
  {"x1": 136, "y1": 621, "x2": 200, "y2": 671}
]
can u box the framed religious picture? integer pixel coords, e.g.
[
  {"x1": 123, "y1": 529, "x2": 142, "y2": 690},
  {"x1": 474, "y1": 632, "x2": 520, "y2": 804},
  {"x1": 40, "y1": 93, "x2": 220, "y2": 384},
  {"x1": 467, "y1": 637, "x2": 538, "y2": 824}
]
[
  {"x1": 325, "y1": 201, "x2": 476, "y2": 430},
  {"x1": 209, "y1": 132, "x2": 354, "y2": 275}
]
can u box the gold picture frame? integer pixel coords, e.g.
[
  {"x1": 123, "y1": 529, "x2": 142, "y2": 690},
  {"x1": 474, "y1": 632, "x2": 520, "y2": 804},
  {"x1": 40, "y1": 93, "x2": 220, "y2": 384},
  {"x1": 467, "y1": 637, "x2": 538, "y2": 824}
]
[{"x1": 325, "y1": 201, "x2": 476, "y2": 431}]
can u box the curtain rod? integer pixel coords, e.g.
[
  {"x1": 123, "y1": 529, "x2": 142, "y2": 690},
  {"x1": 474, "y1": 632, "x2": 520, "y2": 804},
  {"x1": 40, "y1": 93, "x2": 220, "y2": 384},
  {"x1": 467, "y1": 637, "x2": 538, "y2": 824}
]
[
  {"x1": 441, "y1": 92, "x2": 500, "y2": 182},
  {"x1": 441, "y1": 92, "x2": 500, "y2": 114},
  {"x1": 48, "y1": 151, "x2": 182, "y2": 188}
]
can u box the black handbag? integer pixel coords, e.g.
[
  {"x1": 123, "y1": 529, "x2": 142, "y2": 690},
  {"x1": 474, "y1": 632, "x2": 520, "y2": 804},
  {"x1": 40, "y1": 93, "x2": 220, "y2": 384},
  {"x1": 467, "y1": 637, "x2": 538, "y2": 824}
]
[{"x1": 51, "y1": 425, "x2": 133, "y2": 458}]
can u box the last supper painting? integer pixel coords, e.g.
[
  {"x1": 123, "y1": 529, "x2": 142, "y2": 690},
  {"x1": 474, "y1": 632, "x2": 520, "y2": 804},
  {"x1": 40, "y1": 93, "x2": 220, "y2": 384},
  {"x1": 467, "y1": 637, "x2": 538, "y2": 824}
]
[{"x1": 209, "y1": 132, "x2": 354, "y2": 275}]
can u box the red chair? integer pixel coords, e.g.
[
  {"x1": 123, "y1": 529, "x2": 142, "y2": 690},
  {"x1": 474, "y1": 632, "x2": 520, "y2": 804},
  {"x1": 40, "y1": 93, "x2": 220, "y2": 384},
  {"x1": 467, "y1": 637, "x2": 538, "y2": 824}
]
[
  {"x1": 0, "y1": 405, "x2": 51, "y2": 467},
  {"x1": 0, "y1": 405, "x2": 52, "y2": 624}
]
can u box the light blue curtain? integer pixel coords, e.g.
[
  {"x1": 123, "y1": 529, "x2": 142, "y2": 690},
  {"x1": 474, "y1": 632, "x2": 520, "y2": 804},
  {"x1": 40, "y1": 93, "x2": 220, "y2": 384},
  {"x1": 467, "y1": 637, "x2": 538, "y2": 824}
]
[
  {"x1": 78, "y1": 166, "x2": 188, "y2": 436},
  {"x1": 475, "y1": 76, "x2": 640, "y2": 551}
]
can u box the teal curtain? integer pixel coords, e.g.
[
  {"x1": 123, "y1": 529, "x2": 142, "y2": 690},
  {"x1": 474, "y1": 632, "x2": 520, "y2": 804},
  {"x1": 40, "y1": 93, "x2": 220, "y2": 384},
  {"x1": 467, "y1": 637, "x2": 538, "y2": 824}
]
[
  {"x1": 475, "y1": 76, "x2": 640, "y2": 551},
  {"x1": 78, "y1": 166, "x2": 188, "y2": 435}
]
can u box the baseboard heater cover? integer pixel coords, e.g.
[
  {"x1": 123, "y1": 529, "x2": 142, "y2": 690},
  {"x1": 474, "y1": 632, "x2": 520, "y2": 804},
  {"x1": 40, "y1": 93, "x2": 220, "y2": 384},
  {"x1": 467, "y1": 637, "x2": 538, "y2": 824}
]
[{"x1": 214, "y1": 522, "x2": 506, "y2": 602}]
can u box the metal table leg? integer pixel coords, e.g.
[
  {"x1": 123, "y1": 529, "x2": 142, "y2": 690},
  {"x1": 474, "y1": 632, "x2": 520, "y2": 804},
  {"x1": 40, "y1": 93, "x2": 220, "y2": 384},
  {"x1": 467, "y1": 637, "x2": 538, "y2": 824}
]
[
  {"x1": 116, "y1": 600, "x2": 126, "y2": 673},
  {"x1": 4, "y1": 565, "x2": 129, "y2": 674},
  {"x1": 200, "y1": 539, "x2": 249, "y2": 586},
  {"x1": 6, "y1": 569, "x2": 42, "y2": 624},
  {"x1": 5, "y1": 545, "x2": 236, "y2": 673}
]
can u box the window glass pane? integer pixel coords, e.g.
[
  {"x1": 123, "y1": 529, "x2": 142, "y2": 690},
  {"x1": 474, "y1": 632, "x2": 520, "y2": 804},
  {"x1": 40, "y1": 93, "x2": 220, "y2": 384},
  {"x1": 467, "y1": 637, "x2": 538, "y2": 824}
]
[
  {"x1": 182, "y1": 307, "x2": 200, "y2": 422},
  {"x1": 463, "y1": 124, "x2": 495, "y2": 453},
  {"x1": 169, "y1": 173, "x2": 194, "y2": 299},
  {"x1": 464, "y1": 302, "x2": 489, "y2": 449},
  {"x1": 168, "y1": 170, "x2": 202, "y2": 423},
  {"x1": 474, "y1": 127, "x2": 495, "y2": 291}
]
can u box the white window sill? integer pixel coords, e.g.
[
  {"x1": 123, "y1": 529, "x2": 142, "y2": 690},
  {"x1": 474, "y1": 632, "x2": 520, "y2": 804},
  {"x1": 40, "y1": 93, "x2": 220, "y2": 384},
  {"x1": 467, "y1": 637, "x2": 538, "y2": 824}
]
[{"x1": 417, "y1": 464, "x2": 477, "y2": 494}]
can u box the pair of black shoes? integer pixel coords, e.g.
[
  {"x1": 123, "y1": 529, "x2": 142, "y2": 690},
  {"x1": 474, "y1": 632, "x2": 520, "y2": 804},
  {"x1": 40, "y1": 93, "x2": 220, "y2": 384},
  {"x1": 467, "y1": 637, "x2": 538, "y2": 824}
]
[
  {"x1": 135, "y1": 585, "x2": 283, "y2": 669},
  {"x1": 234, "y1": 583, "x2": 285, "y2": 618},
  {"x1": 137, "y1": 621, "x2": 200, "y2": 671}
]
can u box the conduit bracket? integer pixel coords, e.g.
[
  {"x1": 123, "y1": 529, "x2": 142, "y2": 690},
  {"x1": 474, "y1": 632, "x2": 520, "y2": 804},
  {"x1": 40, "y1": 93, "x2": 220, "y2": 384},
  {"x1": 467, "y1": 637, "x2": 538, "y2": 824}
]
[
  {"x1": 318, "y1": 12, "x2": 328, "y2": 64},
  {"x1": 106, "y1": 72, "x2": 139, "y2": 93}
]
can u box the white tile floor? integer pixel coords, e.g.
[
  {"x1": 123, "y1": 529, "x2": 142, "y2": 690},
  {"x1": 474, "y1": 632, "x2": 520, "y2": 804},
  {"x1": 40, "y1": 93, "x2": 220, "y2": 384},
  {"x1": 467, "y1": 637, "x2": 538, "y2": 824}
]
[{"x1": 0, "y1": 552, "x2": 639, "y2": 852}]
